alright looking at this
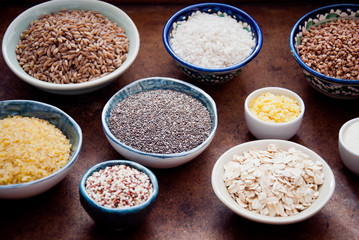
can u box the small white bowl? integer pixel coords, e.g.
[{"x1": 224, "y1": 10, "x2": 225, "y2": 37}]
[
  {"x1": 339, "y1": 117, "x2": 359, "y2": 175},
  {"x1": 0, "y1": 100, "x2": 82, "y2": 199},
  {"x1": 244, "y1": 87, "x2": 305, "y2": 140},
  {"x1": 211, "y1": 139, "x2": 335, "y2": 225},
  {"x1": 2, "y1": 0, "x2": 139, "y2": 95},
  {"x1": 101, "y1": 77, "x2": 218, "y2": 168}
]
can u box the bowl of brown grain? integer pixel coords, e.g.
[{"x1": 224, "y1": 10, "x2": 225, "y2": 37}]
[
  {"x1": 2, "y1": 0, "x2": 139, "y2": 95},
  {"x1": 289, "y1": 4, "x2": 359, "y2": 99}
]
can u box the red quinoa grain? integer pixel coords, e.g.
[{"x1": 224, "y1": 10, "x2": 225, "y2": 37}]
[{"x1": 85, "y1": 165, "x2": 153, "y2": 208}]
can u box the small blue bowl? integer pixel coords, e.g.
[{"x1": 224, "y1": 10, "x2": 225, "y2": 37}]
[
  {"x1": 101, "y1": 77, "x2": 218, "y2": 168},
  {"x1": 289, "y1": 4, "x2": 359, "y2": 99},
  {"x1": 0, "y1": 100, "x2": 82, "y2": 199},
  {"x1": 163, "y1": 2, "x2": 263, "y2": 84},
  {"x1": 79, "y1": 160, "x2": 159, "y2": 230}
]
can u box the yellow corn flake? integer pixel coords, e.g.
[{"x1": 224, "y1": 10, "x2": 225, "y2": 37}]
[
  {"x1": 249, "y1": 92, "x2": 301, "y2": 123},
  {"x1": 0, "y1": 115, "x2": 72, "y2": 185}
]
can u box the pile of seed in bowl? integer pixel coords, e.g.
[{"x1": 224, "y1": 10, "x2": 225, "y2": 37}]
[
  {"x1": 85, "y1": 165, "x2": 153, "y2": 208},
  {"x1": 16, "y1": 9, "x2": 129, "y2": 84},
  {"x1": 298, "y1": 18, "x2": 359, "y2": 80},
  {"x1": 0, "y1": 115, "x2": 71, "y2": 185},
  {"x1": 108, "y1": 89, "x2": 212, "y2": 154},
  {"x1": 170, "y1": 10, "x2": 255, "y2": 68},
  {"x1": 249, "y1": 92, "x2": 301, "y2": 123}
]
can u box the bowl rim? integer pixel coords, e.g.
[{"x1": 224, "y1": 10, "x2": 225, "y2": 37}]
[
  {"x1": 101, "y1": 76, "x2": 218, "y2": 159},
  {"x1": 339, "y1": 117, "x2": 359, "y2": 157},
  {"x1": 244, "y1": 86, "x2": 305, "y2": 126},
  {"x1": 2, "y1": 0, "x2": 140, "y2": 92},
  {"x1": 289, "y1": 3, "x2": 359, "y2": 85},
  {"x1": 0, "y1": 99, "x2": 83, "y2": 190},
  {"x1": 162, "y1": 2, "x2": 263, "y2": 73},
  {"x1": 211, "y1": 139, "x2": 336, "y2": 225},
  {"x1": 79, "y1": 160, "x2": 159, "y2": 212}
]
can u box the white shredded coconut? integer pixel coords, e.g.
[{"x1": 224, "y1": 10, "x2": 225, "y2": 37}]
[{"x1": 170, "y1": 11, "x2": 255, "y2": 68}]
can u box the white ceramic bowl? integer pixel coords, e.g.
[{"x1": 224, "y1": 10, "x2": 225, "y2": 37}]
[
  {"x1": 2, "y1": 0, "x2": 139, "y2": 95},
  {"x1": 339, "y1": 117, "x2": 359, "y2": 175},
  {"x1": 0, "y1": 100, "x2": 82, "y2": 199},
  {"x1": 211, "y1": 139, "x2": 336, "y2": 225},
  {"x1": 244, "y1": 87, "x2": 305, "y2": 140},
  {"x1": 101, "y1": 77, "x2": 218, "y2": 168}
]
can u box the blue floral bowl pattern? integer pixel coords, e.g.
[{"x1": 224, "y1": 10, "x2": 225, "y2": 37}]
[
  {"x1": 290, "y1": 4, "x2": 359, "y2": 99},
  {"x1": 0, "y1": 100, "x2": 82, "y2": 199},
  {"x1": 79, "y1": 160, "x2": 159, "y2": 230},
  {"x1": 101, "y1": 77, "x2": 218, "y2": 168},
  {"x1": 163, "y1": 3, "x2": 263, "y2": 84}
]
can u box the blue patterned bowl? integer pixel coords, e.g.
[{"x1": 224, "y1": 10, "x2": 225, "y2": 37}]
[
  {"x1": 79, "y1": 160, "x2": 159, "y2": 230},
  {"x1": 0, "y1": 100, "x2": 82, "y2": 199},
  {"x1": 290, "y1": 4, "x2": 359, "y2": 99},
  {"x1": 163, "y1": 3, "x2": 262, "y2": 84},
  {"x1": 101, "y1": 77, "x2": 218, "y2": 168}
]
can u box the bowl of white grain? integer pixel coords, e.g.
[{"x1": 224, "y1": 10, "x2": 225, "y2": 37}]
[
  {"x1": 338, "y1": 117, "x2": 359, "y2": 175},
  {"x1": 163, "y1": 3, "x2": 262, "y2": 84},
  {"x1": 212, "y1": 139, "x2": 335, "y2": 225},
  {"x1": 2, "y1": 0, "x2": 139, "y2": 95}
]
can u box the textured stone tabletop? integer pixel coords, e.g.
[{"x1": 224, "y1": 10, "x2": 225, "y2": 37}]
[{"x1": 0, "y1": 1, "x2": 358, "y2": 239}]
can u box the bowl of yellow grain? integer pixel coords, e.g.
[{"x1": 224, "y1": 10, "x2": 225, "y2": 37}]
[
  {"x1": 0, "y1": 100, "x2": 82, "y2": 199},
  {"x1": 244, "y1": 87, "x2": 305, "y2": 140}
]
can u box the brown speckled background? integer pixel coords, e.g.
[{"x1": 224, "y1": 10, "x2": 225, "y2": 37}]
[{"x1": 0, "y1": 1, "x2": 358, "y2": 239}]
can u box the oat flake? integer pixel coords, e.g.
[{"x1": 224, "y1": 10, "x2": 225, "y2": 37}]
[{"x1": 223, "y1": 144, "x2": 324, "y2": 217}]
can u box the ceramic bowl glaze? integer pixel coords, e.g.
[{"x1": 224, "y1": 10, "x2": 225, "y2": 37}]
[
  {"x1": 163, "y1": 3, "x2": 262, "y2": 84},
  {"x1": 101, "y1": 77, "x2": 218, "y2": 168},
  {"x1": 338, "y1": 117, "x2": 359, "y2": 175},
  {"x1": 244, "y1": 87, "x2": 305, "y2": 140},
  {"x1": 212, "y1": 139, "x2": 335, "y2": 225},
  {"x1": 79, "y1": 160, "x2": 159, "y2": 230},
  {"x1": 289, "y1": 4, "x2": 359, "y2": 99},
  {"x1": 0, "y1": 100, "x2": 82, "y2": 199},
  {"x1": 2, "y1": 0, "x2": 139, "y2": 95}
]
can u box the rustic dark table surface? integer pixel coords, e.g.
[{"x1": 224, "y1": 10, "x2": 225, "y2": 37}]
[{"x1": 1, "y1": 1, "x2": 358, "y2": 239}]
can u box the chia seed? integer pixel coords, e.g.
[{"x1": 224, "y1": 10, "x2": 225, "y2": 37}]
[{"x1": 108, "y1": 89, "x2": 212, "y2": 154}]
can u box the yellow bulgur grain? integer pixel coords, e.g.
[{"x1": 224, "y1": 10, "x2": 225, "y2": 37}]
[
  {"x1": 249, "y1": 92, "x2": 301, "y2": 123},
  {"x1": 0, "y1": 115, "x2": 72, "y2": 185}
]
